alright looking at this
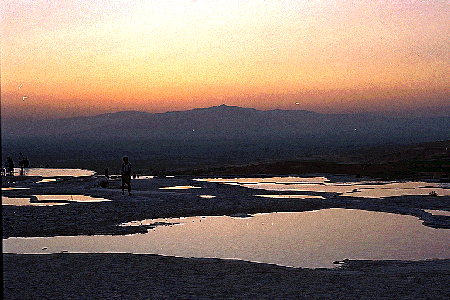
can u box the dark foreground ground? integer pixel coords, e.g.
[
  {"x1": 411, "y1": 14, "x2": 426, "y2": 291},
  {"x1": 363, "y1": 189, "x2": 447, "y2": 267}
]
[
  {"x1": 3, "y1": 140, "x2": 450, "y2": 299},
  {"x1": 4, "y1": 254, "x2": 450, "y2": 299},
  {"x1": 3, "y1": 172, "x2": 450, "y2": 299}
]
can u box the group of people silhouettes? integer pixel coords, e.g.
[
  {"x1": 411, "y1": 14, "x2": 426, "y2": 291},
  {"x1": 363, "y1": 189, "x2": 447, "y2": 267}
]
[
  {"x1": 3, "y1": 153, "x2": 133, "y2": 196},
  {"x1": 2, "y1": 152, "x2": 30, "y2": 176},
  {"x1": 18, "y1": 152, "x2": 30, "y2": 170},
  {"x1": 97, "y1": 157, "x2": 134, "y2": 194}
]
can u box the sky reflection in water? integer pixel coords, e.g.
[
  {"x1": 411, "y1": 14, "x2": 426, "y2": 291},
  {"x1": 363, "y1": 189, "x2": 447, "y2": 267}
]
[
  {"x1": 2, "y1": 195, "x2": 110, "y2": 206},
  {"x1": 3, "y1": 209, "x2": 450, "y2": 269},
  {"x1": 12, "y1": 168, "x2": 95, "y2": 177},
  {"x1": 3, "y1": 176, "x2": 450, "y2": 268},
  {"x1": 159, "y1": 186, "x2": 202, "y2": 190},
  {"x1": 196, "y1": 177, "x2": 450, "y2": 198}
]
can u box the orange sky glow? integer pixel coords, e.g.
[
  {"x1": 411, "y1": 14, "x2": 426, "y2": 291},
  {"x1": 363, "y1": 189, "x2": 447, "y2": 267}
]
[{"x1": 2, "y1": 0, "x2": 450, "y2": 120}]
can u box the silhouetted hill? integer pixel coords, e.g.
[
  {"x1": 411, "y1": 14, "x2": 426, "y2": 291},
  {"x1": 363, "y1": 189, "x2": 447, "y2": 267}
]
[
  {"x1": 2, "y1": 105, "x2": 449, "y2": 174},
  {"x1": 2, "y1": 104, "x2": 449, "y2": 143}
]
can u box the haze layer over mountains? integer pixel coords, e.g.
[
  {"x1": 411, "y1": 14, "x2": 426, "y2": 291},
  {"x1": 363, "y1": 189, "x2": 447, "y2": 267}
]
[
  {"x1": 3, "y1": 105, "x2": 449, "y2": 142},
  {"x1": 2, "y1": 105, "x2": 449, "y2": 172}
]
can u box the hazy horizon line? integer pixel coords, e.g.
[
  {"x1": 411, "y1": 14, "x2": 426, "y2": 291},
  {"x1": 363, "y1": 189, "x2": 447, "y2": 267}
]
[{"x1": 2, "y1": 103, "x2": 450, "y2": 123}]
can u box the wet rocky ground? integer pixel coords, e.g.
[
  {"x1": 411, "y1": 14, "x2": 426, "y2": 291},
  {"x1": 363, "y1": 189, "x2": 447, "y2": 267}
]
[
  {"x1": 2, "y1": 174, "x2": 450, "y2": 239},
  {"x1": 3, "y1": 173, "x2": 450, "y2": 299}
]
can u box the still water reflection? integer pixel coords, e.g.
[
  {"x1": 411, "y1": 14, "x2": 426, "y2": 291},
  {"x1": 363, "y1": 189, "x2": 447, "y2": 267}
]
[
  {"x1": 3, "y1": 209, "x2": 449, "y2": 268},
  {"x1": 196, "y1": 177, "x2": 450, "y2": 198},
  {"x1": 2, "y1": 195, "x2": 110, "y2": 206},
  {"x1": 12, "y1": 168, "x2": 95, "y2": 177}
]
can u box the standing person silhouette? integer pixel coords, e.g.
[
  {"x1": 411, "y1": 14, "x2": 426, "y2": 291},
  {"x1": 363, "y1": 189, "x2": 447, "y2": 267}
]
[
  {"x1": 18, "y1": 152, "x2": 24, "y2": 175},
  {"x1": 121, "y1": 156, "x2": 132, "y2": 195},
  {"x1": 6, "y1": 157, "x2": 14, "y2": 176}
]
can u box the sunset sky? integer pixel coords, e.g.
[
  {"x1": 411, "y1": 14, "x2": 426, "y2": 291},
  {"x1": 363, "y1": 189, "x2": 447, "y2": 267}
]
[{"x1": 2, "y1": 0, "x2": 450, "y2": 120}]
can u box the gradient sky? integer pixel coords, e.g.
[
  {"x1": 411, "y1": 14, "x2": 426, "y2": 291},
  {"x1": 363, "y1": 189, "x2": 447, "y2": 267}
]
[{"x1": 2, "y1": 0, "x2": 450, "y2": 120}]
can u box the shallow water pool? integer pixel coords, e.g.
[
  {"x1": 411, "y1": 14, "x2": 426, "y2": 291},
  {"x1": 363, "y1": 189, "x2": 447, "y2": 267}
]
[
  {"x1": 11, "y1": 168, "x2": 95, "y2": 177},
  {"x1": 2, "y1": 195, "x2": 110, "y2": 206},
  {"x1": 197, "y1": 177, "x2": 450, "y2": 198},
  {"x1": 3, "y1": 209, "x2": 449, "y2": 268}
]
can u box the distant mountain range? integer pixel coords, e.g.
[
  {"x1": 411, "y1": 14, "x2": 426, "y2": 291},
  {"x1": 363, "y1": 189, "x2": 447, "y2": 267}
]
[
  {"x1": 2, "y1": 105, "x2": 449, "y2": 172},
  {"x1": 2, "y1": 104, "x2": 449, "y2": 144}
]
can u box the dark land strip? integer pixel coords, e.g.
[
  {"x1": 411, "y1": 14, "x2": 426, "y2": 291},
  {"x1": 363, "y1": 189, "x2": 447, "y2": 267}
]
[{"x1": 3, "y1": 254, "x2": 450, "y2": 300}]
